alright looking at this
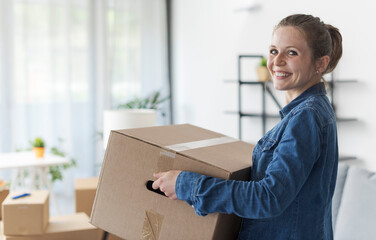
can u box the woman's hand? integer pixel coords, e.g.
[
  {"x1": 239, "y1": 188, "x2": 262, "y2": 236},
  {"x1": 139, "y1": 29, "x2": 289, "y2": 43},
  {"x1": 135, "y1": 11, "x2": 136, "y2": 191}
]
[{"x1": 152, "y1": 170, "x2": 182, "y2": 200}]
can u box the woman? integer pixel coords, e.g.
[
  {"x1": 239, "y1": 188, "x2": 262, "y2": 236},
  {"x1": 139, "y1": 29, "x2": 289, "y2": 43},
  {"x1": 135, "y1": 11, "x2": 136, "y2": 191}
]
[{"x1": 153, "y1": 14, "x2": 342, "y2": 239}]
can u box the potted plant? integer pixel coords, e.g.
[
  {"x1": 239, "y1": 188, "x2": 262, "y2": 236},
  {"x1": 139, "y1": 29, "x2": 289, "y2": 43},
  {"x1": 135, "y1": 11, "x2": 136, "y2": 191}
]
[
  {"x1": 103, "y1": 91, "x2": 169, "y2": 149},
  {"x1": 116, "y1": 91, "x2": 169, "y2": 110},
  {"x1": 27, "y1": 138, "x2": 76, "y2": 182},
  {"x1": 31, "y1": 137, "x2": 45, "y2": 158},
  {"x1": 256, "y1": 56, "x2": 271, "y2": 82}
]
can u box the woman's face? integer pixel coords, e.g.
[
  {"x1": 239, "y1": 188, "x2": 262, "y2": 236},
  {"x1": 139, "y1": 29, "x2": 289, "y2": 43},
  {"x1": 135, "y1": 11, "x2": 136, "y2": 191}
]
[{"x1": 267, "y1": 26, "x2": 319, "y2": 101}]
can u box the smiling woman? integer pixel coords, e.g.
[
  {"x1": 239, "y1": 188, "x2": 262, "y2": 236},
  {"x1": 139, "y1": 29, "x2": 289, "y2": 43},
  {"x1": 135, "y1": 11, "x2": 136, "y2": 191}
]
[{"x1": 152, "y1": 14, "x2": 343, "y2": 240}]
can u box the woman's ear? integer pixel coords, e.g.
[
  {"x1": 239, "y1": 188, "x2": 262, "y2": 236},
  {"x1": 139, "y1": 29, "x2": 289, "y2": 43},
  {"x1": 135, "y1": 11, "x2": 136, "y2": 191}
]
[{"x1": 316, "y1": 55, "x2": 330, "y2": 74}]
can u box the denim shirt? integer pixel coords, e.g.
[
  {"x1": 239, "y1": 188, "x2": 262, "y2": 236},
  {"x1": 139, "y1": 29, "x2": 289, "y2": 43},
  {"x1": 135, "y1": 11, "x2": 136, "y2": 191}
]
[{"x1": 176, "y1": 83, "x2": 338, "y2": 240}]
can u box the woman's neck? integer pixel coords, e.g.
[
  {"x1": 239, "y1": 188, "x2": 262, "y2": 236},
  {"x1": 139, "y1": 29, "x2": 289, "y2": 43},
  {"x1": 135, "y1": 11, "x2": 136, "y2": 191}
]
[{"x1": 284, "y1": 80, "x2": 321, "y2": 104}]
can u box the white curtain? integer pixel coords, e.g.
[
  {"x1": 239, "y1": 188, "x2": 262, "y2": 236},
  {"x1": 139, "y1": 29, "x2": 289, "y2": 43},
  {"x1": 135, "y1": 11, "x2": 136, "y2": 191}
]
[{"x1": 0, "y1": 0, "x2": 169, "y2": 182}]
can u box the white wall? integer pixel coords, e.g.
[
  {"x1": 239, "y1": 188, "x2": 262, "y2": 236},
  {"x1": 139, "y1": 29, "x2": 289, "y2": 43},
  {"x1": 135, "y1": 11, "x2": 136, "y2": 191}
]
[{"x1": 171, "y1": 0, "x2": 376, "y2": 170}]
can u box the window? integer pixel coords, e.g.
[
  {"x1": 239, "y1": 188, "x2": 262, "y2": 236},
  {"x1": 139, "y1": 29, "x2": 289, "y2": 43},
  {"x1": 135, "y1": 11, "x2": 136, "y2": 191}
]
[{"x1": 0, "y1": 0, "x2": 169, "y2": 181}]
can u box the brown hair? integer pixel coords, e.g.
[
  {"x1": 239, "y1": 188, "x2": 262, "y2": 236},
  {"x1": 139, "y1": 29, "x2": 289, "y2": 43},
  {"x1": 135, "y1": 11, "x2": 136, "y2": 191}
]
[{"x1": 275, "y1": 14, "x2": 342, "y2": 74}]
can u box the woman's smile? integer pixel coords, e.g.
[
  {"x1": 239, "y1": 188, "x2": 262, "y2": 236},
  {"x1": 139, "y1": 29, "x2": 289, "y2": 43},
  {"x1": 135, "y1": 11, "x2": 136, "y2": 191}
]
[{"x1": 273, "y1": 71, "x2": 292, "y2": 79}]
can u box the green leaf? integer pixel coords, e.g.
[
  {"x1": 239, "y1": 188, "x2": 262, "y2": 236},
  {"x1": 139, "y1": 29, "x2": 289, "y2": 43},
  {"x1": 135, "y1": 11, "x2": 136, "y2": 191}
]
[
  {"x1": 30, "y1": 137, "x2": 45, "y2": 148},
  {"x1": 260, "y1": 57, "x2": 268, "y2": 67},
  {"x1": 117, "y1": 91, "x2": 169, "y2": 110}
]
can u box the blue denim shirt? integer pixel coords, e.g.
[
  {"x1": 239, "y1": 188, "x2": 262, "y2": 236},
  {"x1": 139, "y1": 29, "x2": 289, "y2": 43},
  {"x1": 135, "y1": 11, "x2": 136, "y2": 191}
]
[{"x1": 176, "y1": 83, "x2": 338, "y2": 240}]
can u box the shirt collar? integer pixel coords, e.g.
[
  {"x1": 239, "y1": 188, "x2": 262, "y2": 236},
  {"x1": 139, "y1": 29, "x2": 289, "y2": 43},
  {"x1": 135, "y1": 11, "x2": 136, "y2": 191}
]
[{"x1": 279, "y1": 82, "x2": 327, "y2": 119}]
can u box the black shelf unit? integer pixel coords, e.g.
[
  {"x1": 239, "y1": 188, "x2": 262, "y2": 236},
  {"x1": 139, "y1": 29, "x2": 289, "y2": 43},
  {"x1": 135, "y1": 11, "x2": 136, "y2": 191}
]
[
  {"x1": 327, "y1": 75, "x2": 358, "y2": 161},
  {"x1": 327, "y1": 76, "x2": 358, "y2": 123},
  {"x1": 225, "y1": 55, "x2": 283, "y2": 139},
  {"x1": 226, "y1": 54, "x2": 358, "y2": 161}
]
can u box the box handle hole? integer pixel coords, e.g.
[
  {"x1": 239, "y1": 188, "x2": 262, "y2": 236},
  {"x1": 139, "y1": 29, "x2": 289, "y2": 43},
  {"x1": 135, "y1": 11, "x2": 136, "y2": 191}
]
[{"x1": 146, "y1": 180, "x2": 167, "y2": 197}]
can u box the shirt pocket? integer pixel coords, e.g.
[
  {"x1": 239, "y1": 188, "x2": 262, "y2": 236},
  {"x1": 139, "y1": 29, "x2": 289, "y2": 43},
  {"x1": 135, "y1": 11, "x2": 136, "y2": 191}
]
[
  {"x1": 252, "y1": 136, "x2": 278, "y2": 180},
  {"x1": 257, "y1": 137, "x2": 277, "y2": 152}
]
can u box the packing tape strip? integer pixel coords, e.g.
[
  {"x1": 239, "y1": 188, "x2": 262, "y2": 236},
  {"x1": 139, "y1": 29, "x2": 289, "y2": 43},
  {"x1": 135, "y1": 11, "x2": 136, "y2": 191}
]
[
  {"x1": 157, "y1": 136, "x2": 238, "y2": 172},
  {"x1": 141, "y1": 209, "x2": 164, "y2": 240},
  {"x1": 164, "y1": 136, "x2": 238, "y2": 152}
]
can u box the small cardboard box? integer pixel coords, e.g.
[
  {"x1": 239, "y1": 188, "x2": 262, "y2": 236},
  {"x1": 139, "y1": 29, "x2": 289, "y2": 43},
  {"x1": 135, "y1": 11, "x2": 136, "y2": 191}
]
[
  {"x1": 0, "y1": 188, "x2": 9, "y2": 220},
  {"x1": 75, "y1": 178, "x2": 123, "y2": 240},
  {"x1": 2, "y1": 213, "x2": 101, "y2": 240},
  {"x1": 2, "y1": 190, "x2": 49, "y2": 235},
  {"x1": 75, "y1": 177, "x2": 99, "y2": 217},
  {"x1": 90, "y1": 124, "x2": 254, "y2": 240}
]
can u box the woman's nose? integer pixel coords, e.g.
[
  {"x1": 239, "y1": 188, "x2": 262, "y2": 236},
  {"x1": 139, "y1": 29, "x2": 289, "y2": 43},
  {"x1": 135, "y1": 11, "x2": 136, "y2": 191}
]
[{"x1": 274, "y1": 54, "x2": 285, "y2": 66}]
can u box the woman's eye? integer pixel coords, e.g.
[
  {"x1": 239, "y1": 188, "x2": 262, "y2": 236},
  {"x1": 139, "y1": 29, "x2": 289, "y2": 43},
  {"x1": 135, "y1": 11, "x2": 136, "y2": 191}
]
[
  {"x1": 288, "y1": 50, "x2": 298, "y2": 56},
  {"x1": 270, "y1": 49, "x2": 278, "y2": 55}
]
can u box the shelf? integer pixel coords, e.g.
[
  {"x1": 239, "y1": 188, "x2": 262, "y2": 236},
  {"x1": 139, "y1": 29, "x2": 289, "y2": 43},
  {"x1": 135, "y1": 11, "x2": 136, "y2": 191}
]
[
  {"x1": 336, "y1": 117, "x2": 358, "y2": 122},
  {"x1": 226, "y1": 112, "x2": 358, "y2": 122},
  {"x1": 225, "y1": 111, "x2": 280, "y2": 119},
  {"x1": 224, "y1": 80, "x2": 265, "y2": 85},
  {"x1": 225, "y1": 79, "x2": 358, "y2": 84},
  {"x1": 239, "y1": 54, "x2": 264, "y2": 58},
  {"x1": 339, "y1": 155, "x2": 357, "y2": 161},
  {"x1": 327, "y1": 78, "x2": 358, "y2": 125},
  {"x1": 327, "y1": 79, "x2": 358, "y2": 85}
]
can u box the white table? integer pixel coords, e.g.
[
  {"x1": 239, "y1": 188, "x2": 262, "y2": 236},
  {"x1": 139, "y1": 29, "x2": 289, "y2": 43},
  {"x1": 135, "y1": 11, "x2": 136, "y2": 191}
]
[{"x1": 0, "y1": 151, "x2": 69, "y2": 214}]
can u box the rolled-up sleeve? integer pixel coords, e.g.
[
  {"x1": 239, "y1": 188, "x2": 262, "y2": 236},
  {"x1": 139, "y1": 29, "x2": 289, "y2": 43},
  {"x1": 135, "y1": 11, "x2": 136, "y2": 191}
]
[
  {"x1": 175, "y1": 171, "x2": 201, "y2": 207},
  {"x1": 175, "y1": 108, "x2": 322, "y2": 219}
]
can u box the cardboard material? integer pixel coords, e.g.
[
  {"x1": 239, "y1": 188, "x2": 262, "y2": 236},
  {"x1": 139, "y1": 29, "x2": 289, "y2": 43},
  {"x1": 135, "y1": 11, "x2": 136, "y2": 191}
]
[
  {"x1": 1, "y1": 213, "x2": 100, "y2": 240},
  {"x1": 74, "y1": 178, "x2": 123, "y2": 240},
  {"x1": 101, "y1": 232, "x2": 124, "y2": 240},
  {"x1": 0, "y1": 221, "x2": 3, "y2": 240},
  {"x1": 75, "y1": 177, "x2": 99, "y2": 217},
  {"x1": 0, "y1": 188, "x2": 9, "y2": 220},
  {"x1": 2, "y1": 190, "x2": 49, "y2": 235},
  {"x1": 90, "y1": 124, "x2": 254, "y2": 240}
]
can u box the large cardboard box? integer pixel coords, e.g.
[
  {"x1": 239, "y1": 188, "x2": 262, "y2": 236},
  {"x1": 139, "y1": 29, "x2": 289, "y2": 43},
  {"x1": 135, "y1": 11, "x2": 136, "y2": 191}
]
[
  {"x1": 75, "y1": 177, "x2": 99, "y2": 217},
  {"x1": 2, "y1": 190, "x2": 49, "y2": 235},
  {"x1": 0, "y1": 188, "x2": 9, "y2": 220},
  {"x1": 1, "y1": 213, "x2": 101, "y2": 240},
  {"x1": 90, "y1": 124, "x2": 254, "y2": 240},
  {"x1": 75, "y1": 178, "x2": 123, "y2": 240}
]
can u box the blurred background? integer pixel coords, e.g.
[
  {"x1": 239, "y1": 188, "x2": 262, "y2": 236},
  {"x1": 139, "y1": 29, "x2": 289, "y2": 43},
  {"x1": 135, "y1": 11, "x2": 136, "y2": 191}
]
[{"x1": 0, "y1": 0, "x2": 375, "y2": 214}]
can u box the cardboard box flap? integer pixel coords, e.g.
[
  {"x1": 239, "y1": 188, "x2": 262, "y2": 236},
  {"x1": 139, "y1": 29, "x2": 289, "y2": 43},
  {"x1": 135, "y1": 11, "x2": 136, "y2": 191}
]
[
  {"x1": 116, "y1": 124, "x2": 224, "y2": 147},
  {"x1": 116, "y1": 124, "x2": 253, "y2": 173},
  {"x1": 180, "y1": 140, "x2": 253, "y2": 173}
]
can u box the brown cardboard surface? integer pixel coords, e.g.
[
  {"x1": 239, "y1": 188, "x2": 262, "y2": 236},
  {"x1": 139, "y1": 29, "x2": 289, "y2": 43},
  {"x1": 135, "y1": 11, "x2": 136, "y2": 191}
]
[
  {"x1": 106, "y1": 233, "x2": 124, "y2": 240},
  {"x1": 2, "y1": 190, "x2": 49, "y2": 235},
  {"x1": 99, "y1": 231, "x2": 124, "y2": 240},
  {"x1": 1, "y1": 221, "x2": 4, "y2": 240},
  {"x1": 90, "y1": 124, "x2": 254, "y2": 240},
  {"x1": 2, "y1": 213, "x2": 101, "y2": 240},
  {"x1": 74, "y1": 178, "x2": 123, "y2": 240},
  {"x1": 0, "y1": 189, "x2": 9, "y2": 220},
  {"x1": 75, "y1": 177, "x2": 99, "y2": 190},
  {"x1": 74, "y1": 177, "x2": 99, "y2": 217},
  {"x1": 119, "y1": 124, "x2": 251, "y2": 173}
]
